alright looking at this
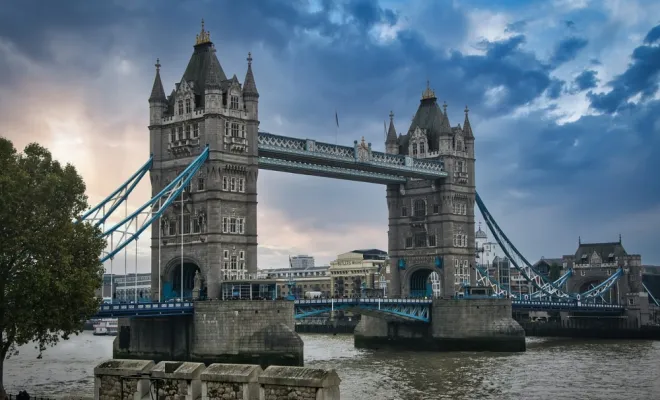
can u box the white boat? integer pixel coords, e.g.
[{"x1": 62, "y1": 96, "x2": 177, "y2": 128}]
[{"x1": 93, "y1": 318, "x2": 118, "y2": 336}]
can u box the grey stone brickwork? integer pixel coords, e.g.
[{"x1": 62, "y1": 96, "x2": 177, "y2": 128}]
[
  {"x1": 258, "y1": 366, "x2": 341, "y2": 400},
  {"x1": 385, "y1": 86, "x2": 476, "y2": 297},
  {"x1": 192, "y1": 300, "x2": 303, "y2": 367},
  {"x1": 151, "y1": 361, "x2": 205, "y2": 400},
  {"x1": 93, "y1": 359, "x2": 341, "y2": 400},
  {"x1": 148, "y1": 25, "x2": 259, "y2": 300},
  {"x1": 94, "y1": 359, "x2": 154, "y2": 400},
  {"x1": 201, "y1": 363, "x2": 262, "y2": 400},
  {"x1": 354, "y1": 298, "x2": 525, "y2": 352}
]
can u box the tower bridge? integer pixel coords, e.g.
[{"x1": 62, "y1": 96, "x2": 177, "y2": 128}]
[{"x1": 80, "y1": 22, "x2": 654, "y2": 364}]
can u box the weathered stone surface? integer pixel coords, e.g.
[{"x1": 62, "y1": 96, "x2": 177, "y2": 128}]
[
  {"x1": 94, "y1": 359, "x2": 154, "y2": 400},
  {"x1": 94, "y1": 359, "x2": 341, "y2": 400},
  {"x1": 259, "y1": 366, "x2": 340, "y2": 388},
  {"x1": 205, "y1": 381, "x2": 245, "y2": 400},
  {"x1": 201, "y1": 363, "x2": 262, "y2": 383},
  {"x1": 261, "y1": 384, "x2": 317, "y2": 400}
]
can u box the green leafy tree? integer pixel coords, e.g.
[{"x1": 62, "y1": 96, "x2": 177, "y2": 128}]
[
  {"x1": 0, "y1": 138, "x2": 105, "y2": 396},
  {"x1": 549, "y1": 262, "x2": 562, "y2": 282}
]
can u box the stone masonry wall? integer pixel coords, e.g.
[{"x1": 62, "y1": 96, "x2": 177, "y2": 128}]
[
  {"x1": 154, "y1": 378, "x2": 189, "y2": 399},
  {"x1": 262, "y1": 384, "x2": 317, "y2": 400},
  {"x1": 97, "y1": 375, "x2": 137, "y2": 400},
  {"x1": 430, "y1": 298, "x2": 525, "y2": 352},
  {"x1": 192, "y1": 300, "x2": 303, "y2": 367},
  {"x1": 94, "y1": 359, "x2": 341, "y2": 400},
  {"x1": 204, "y1": 381, "x2": 244, "y2": 399}
]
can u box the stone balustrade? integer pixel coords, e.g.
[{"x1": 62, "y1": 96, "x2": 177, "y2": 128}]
[{"x1": 94, "y1": 359, "x2": 341, "y2": 400}]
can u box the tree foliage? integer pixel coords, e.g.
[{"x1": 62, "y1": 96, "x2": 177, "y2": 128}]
[
  {"x1": 0, "y1": 137, "x2": 105, "y2": 393},
  {"x1": 549, "y1": 263, "x2": 562, "y2": 282}
]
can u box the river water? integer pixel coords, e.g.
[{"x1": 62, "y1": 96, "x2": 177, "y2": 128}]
[{"x1": 3, "y1": 332, "x2": 660, "y2": 400}]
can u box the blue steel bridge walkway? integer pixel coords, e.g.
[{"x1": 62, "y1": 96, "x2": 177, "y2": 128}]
[
  {"x1": 93, "y1": 298, "x2": 625, "y2": 320},
  {"x1": 257, "y1": 132, "x2": 448, "y2": 183}
]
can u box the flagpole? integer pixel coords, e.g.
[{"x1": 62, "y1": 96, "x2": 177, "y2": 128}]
[{"x1": 335, "y1": 110, "x2": 339, "y2": 145}]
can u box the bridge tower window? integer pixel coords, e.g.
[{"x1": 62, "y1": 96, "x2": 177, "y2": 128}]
[
  {"x1": 170, "y1": 129, "x2": 175, "y2": 143},
  {"x1": 185, "y1": 98, "x2": 192, "y2": 114},
  {"x1": 178, "y1": 100, "x2": 183, "y2": 115},
  {"x1": 414, "y1": 233, "x2": 426, "y2": 248},
  {"x1": 225, "y1": 121, "x2": 230, "y2": 136},
  {"x1": 238, "y1": 178, "x2": 245, "y2": 192},
  {"x1": 401, "y1": 207, "x2": 408, "y2": 217},
  {"x1": 428, "y1": 235, "x2": 437, "y2": 247},
  {"x1": 193, "y1": 123, "x2": 199, "y2": 138},
  {"x1": 419, "y1": 141, "x2": 425, "y2": 155},
  {"x1": 413, "y1": 199, "x2": 426, "y2": 217},
  {"x1": 405, "y1": 237, "x2": 413, "y2": 248},
  {"x1": 185, "y1": 125, "x2": 191, "y2": 139},
  {"x1": 181, "y1": 214, "x2": 191, "y2": 234},
  {"x1": 230, "y1": 95, "x2": 239, "y2": 110},
  {"x1": 222, "y1": 176, "x2": 228, "y2": 190},
  {"x1": 197, "y1": 177, "x2": 205, "y2": 191},
  {"x1": 230, "y1": 177, "x2": 236, "y2": 191},
  {"x1": 231, "y1": 123, "x2": 239, "y2": 137}
]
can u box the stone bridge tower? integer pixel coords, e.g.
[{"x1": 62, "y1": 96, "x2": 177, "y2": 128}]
[
  {"x1": 385, "y1": 83, "x2": 476, "y2": 298},
  {"x1": 148, "y1": 21, "x2": 259, "y2": 300}
]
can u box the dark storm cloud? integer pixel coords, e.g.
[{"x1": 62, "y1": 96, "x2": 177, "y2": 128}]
[
  {"x1": 2, "y1": 0, "x2": 660, "y2": 262},
  {"x1": 549, "y1": 36, "x2": 589, "y2": 66},
  {"x1": 588, "y1": 24, "x2": 660, "y2": 113},
  {"x1": 546, "y1": 79, "x2": 565, "y2": 99},
  {"x1": 573, "y1": 69, "x2": 599, "y2": 91}
]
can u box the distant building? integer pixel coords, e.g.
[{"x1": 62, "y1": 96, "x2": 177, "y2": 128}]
[
  {"x1": 260, "y1": 265, "x2": 331, "y2": 298},
  {"x1": 290, "y1": 255, "x2": 315, "y2": 269},
  {"x1": 533, "y1": 257, "x2": 563, "y2": 278},
  {"x1": 329, "y1": 249, "x2": 388, "y2": 297},
  {"x1": 99, "y1": 273, "x2": 152, "y2": 302},
  {"x1": 475, "y1": 222, "x2": 500, "y2": 267}
]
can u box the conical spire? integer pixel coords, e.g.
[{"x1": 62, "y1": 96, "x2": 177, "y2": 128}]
[
  {"x1": 386, "y1": 111, "x2": 398, "y2": 143},
  {"x1": 243, "y1": 52, "x2": 259, "y2": 99},
  {"x1": 440, "y1": 101, "x2": 452, "y2": 133},
  {"x1": 149, "y1": 59, "x2": 167, "y2": 103},
  {"x1": 463, "y1": 105, "x2": 474, "y2": 138},
  {"x1": 205, "y1": 49, "x2": 222, "y2": 90}
]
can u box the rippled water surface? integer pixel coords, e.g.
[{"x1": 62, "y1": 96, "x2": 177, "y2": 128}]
[{"x1": 4, "y1": 332, "x2": 660, "y2": 399}]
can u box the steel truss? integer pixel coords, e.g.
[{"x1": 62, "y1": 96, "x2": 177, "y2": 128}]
[
  {"x1": 294, "y1": 298, "x2": 431, "y2": 322},
  {"x1": 100, "y1": 146, "x2": 209, "y2": 263},
  {"x1": 77, "y1": 157, "x2": 153, "y2": 227},
  {"x1": 475, "y1": 192, "x2": 622, "y2": 301}
]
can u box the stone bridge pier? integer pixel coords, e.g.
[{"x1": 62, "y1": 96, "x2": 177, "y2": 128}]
[{"x1": 354, "y1": 298, "x2": 525, "y2": 352}]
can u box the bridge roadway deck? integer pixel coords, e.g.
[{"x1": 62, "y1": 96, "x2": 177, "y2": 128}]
[{"x1": 92, "y1": 298, "x2": 625, "y2": 319}]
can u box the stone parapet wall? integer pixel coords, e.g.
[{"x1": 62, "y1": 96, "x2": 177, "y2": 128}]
[{"x1": 94, "y1": 359, "x2": 341, "y2": 400}]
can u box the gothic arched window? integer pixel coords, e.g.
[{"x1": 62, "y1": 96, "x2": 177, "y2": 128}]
[
  {"x1": 413, "y1": 199, "x2": 426, "y2": 217},
  {"x1": 419, "y1": 141, "x2": 425, "y2": 155}
]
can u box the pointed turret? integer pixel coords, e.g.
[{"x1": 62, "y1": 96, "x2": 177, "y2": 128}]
[
  {"x1": 243, "y1": 53, "x2": 259, "y2": 120},
  {"x1": 149, "y1": 59, "x2": 167, "y2": 125},
  {"x1": 243, "y1": 52, "x2": 259, "y2": 99},
  {"x1": 463, "y1": 105, "x2": 474, "y2": 139},
  {"x1": 440, "y1": 101, "x2": 452, "y2": 133},
  {"x1": 386, "y1": 111, "x2": 399, "y2": 154},
  {"x1": 149, "y1": 59, "x2": 167, "y2": 103},
  {"x1": 180, "y1": 20, "x2": 227, "y2": 108}
]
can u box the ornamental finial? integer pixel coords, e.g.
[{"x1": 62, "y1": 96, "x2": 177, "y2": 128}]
[
  {"x1": 247, "y1": 52, "x2": 253, "y2": 65},
  {"x1": 195, "y1": 19, "x2": 211, "y2": 45},
  {"x1": 421, "y1": 80, "x2": 436, "y2": 100},
  {"x1": 155, "y1": 58, "x2": 161, "y2": 71}
]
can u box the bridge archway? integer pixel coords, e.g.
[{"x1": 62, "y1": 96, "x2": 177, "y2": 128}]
[
  {"x1": 409, "y1": 268, "x2": 436, "y2": 298},
  {"x1": 163, "y1": 257, "x2": 202, "y2": 300}
]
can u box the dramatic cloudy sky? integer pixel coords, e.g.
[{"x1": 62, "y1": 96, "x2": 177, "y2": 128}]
[{"x1": 1, "y1": 0, "x2": 659, "y2": 273}]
